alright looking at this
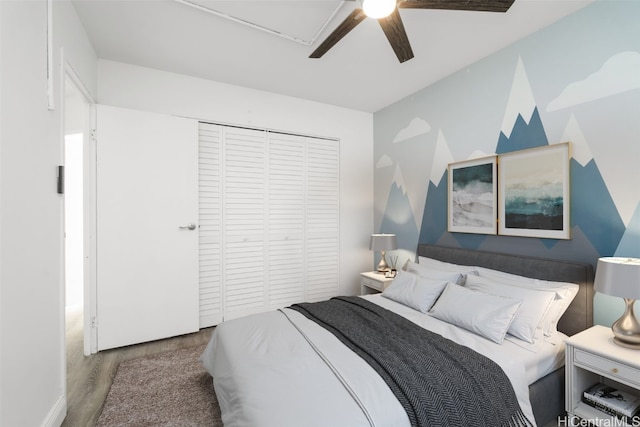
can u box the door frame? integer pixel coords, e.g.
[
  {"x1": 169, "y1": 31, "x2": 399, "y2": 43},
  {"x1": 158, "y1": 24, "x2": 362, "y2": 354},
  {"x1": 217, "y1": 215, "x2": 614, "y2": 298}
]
[{"x1": 63, "y1": 57, "x2": 98, "y2": 355}]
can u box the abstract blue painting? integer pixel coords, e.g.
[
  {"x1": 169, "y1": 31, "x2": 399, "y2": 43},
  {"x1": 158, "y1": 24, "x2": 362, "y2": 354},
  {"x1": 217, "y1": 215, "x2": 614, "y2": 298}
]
[
  {"x1": 498, "y1": 143, "x2": 570, "y2": 239},
  {"x1": 448, "y1": 156, "x2": 497, "y2": 235}
]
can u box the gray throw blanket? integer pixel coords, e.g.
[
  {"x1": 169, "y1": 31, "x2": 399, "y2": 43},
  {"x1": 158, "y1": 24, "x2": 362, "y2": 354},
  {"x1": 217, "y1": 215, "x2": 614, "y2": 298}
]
[{"x1": 290, "y1": 296, "x2": 533, "y2": 427}]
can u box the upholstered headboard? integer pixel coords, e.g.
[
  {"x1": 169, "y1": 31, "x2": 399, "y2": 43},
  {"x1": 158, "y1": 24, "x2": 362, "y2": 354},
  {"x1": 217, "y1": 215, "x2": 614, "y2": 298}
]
[{"x1": 417, "y1": 244, "x2": 594, "y2": 336}]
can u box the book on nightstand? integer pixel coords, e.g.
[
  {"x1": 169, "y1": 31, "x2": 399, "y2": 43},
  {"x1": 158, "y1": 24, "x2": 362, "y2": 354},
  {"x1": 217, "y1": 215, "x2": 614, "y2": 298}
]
[
  {"x1": 582, "y1": 396, "x2": 640, "y2": 425},
  {"x1": 583, "y1": 383, "x2": 640, "y2": 422}
]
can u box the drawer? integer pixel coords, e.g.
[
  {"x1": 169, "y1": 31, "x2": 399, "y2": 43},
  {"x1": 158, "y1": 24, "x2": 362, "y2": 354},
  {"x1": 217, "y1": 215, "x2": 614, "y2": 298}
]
[
  {"x1": 361, "y1": 276, "x2": 383, "y2": 291},
  {"x1": 574, "y1": 349, "x2": 640, "y2": 387}
]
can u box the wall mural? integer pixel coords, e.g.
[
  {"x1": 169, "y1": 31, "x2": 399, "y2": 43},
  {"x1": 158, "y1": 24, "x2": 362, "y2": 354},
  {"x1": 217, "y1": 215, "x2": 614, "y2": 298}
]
[{"x1": 374, "y1": 1, "x2": 640, "y2": 325}]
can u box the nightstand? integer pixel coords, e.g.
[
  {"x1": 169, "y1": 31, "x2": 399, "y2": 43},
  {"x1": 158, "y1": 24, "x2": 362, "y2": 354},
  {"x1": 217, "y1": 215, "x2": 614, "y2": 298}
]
[
  {"x1": 360, "y1": 271, "x2": 394, "y2": 295},
  {"x1": 565, "y1": 325, "x2": 640, "y2": 425}
]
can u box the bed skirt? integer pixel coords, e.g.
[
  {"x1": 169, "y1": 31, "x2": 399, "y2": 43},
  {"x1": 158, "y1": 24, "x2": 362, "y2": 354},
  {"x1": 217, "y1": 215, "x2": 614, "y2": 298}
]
[{"x1": 529, "y1": 366, "x2": 565, "y2": 426}]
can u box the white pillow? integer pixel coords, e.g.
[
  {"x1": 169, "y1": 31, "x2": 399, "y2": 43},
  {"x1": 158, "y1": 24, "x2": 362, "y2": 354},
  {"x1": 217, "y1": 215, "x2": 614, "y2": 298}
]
[
  {"x1": 429, "y1": 283, "x2": 523, "y2": 344},
  {"x1": 416, "y1": 257, "x2": 479, "y2": 285},
  {"x1": 474, "y1": 267, "x2": 579, "y2": 343},
  {"x1": 382, "y1": 270, "x2": 448, "y2": 313},
  {"x1": 473, "y1": 266, "x2": 538, "y2": 285},
  {"x1": 532, "y1": 279, "x2": 579, "y2": 343},
  {"x1": 418, "y1": 256, "x2": 478, "y2": 275},
  {"x1": 406, "y1": 260, "x2": 465, "y2": 285},
  {"x1": 464, "y1": 275, "x2": 556, "y2": 344}
]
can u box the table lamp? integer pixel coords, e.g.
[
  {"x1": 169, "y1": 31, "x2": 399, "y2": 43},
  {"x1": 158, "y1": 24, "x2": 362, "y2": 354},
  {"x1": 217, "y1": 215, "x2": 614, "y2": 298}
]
[
  {"x1": 369, "y1": 234, "x2": 397, "y2": 273},
  {"x1": 594, "y1": 257, "x2": 640, "y2": 349}
]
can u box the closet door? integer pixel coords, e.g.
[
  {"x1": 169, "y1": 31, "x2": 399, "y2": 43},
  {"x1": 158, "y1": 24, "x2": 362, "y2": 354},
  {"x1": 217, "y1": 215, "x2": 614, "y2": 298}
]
[
  {"x1": 197, "y1": 124, "x2": 341, "y2": 322},
  {"x1": 306, "y1": 138, "x2": 340, "y2": 302},
  {"x1": 267, "y1": 133, "x2": 305, "y2": 309},
  {"x1": 96, "y1": 105, "x2": 199, "y2": 350},
  {"x1": 223, "y1": 127, "x2": 268, "y2": 320},
  {"x1": 198, "y1": 123, "x2": 223, "y2": 327}
]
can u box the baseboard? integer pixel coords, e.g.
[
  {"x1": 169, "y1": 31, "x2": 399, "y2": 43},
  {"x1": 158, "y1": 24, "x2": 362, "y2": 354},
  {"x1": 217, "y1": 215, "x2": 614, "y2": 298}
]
[{"x1": 42, "y1": 394, "x2": 66, "y2": 427}]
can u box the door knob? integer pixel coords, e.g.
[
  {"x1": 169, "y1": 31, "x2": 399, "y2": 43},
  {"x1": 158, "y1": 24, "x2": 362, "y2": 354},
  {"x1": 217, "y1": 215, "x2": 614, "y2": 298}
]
[{"x1": 179, "y1": 223, "x2": 196, "y2": 230}]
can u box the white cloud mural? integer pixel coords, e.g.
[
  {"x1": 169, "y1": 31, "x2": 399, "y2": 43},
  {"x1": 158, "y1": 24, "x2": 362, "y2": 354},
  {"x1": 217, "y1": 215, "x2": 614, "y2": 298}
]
[
  {"x1": 393, "y1": 117, "x2": 431, "y2": 143},
  {"x1": 547, "y1": 51, "x2": 640, "y2": 112},
  {"x1": 376, "y1": 154, "x2": 393, "y2": 168}
]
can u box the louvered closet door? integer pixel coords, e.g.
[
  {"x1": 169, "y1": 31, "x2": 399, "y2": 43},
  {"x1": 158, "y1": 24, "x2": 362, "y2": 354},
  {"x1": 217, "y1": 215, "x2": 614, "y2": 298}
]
[
  {"x1": 197, "y1": 124, "x2": 340, "y2": 322},
  {"x1": 223, "y1": 127, "x2": 268, "y2": 320},
  {"x1": 306, "y1": 138, "x2": 340, "y2": 302},
  {"x1": 267, "y1": 133, "x2": 305, "y2": 309},
  {"x1": 198, "y1": 123, "x2": 223, "y2": 327}
]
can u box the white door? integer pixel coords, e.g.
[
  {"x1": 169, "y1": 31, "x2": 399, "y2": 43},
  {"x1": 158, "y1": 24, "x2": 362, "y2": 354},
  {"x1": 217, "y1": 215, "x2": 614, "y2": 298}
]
[{"x1": 96, "y1": 105, "x2": 199, "y2": 350}]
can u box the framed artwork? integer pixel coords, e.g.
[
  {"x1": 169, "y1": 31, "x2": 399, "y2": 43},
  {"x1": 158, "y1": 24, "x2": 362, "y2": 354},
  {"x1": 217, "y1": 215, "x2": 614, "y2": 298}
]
[
  {"x1": 448, "y1": 156, "x2": 497, "y2": 235},
  {"x1": 498, "y1": 143, "x2": 570, "y2": 239}
]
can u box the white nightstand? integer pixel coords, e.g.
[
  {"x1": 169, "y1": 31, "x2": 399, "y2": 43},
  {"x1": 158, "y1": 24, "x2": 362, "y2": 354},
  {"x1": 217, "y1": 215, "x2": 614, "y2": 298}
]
[
  {"x1": 565, "y1": 325, "x2": 640, "y2": 425},
  {"x1": 360, "y1": 271, "x2": 394, "y2": 295}
]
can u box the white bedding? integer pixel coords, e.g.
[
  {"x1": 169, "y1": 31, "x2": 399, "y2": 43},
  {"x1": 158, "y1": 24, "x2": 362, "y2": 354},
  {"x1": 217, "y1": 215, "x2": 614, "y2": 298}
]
[
  {"x1": 363, "y1": 294, "x2": 566, "y2": 385},
  {"x1": 201, "y1": 294, "x2": 561, "y2": 427}
]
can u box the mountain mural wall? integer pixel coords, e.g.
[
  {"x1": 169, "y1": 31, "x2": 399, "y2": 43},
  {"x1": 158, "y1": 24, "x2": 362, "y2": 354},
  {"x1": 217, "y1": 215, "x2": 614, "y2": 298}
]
[{"x1": 373, "y1": 1, "x2": 640, "y2": 326}]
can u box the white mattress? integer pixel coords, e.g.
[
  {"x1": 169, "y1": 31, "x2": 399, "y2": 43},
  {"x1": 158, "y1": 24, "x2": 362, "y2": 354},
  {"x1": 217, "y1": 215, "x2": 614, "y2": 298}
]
[{"x1": 201, "y1": 294, "x2": 562, "y2": 427}]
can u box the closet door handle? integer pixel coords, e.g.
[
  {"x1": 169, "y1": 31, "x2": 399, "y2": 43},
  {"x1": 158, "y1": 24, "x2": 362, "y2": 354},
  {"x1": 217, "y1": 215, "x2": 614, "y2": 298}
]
[{"x1": 179, "y1": 223, "x2": 196, "y2": 230}]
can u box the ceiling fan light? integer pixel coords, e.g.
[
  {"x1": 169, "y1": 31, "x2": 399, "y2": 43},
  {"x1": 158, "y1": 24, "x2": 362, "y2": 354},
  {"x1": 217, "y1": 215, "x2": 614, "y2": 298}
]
[{"x1": 363, "y1": 0, "x2": 396, "y2": 19}]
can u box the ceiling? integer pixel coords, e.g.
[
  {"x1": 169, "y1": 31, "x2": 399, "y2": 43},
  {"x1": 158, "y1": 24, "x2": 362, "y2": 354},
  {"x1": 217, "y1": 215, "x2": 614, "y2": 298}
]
[{"x1": 71, "y1": 0, "x2": 593, "y2": 112}]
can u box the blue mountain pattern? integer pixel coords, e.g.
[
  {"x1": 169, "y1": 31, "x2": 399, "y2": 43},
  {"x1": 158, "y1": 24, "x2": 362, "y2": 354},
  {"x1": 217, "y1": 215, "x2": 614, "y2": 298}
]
[
  {"x1": 496, "y1": 108, "x2": 548, "y2": 154},
  {"x1": 418, "y1": 175, "x2": 447, "y2": 246},
  {"x1": 571, "y1": 158, "x2": 626, "y2": 256},
  {"x1": 615, "y1": 202, "x2": 640, "y2": 257},
  {"x1": 406, "y1": 104, "x2": 627, "y2": 263}
]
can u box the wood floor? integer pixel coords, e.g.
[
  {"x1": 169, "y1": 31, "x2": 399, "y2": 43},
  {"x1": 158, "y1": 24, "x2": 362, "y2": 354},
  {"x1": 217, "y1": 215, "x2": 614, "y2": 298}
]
[{"x1": 62, "y1": 306, "x2": 214, "y2": 426}]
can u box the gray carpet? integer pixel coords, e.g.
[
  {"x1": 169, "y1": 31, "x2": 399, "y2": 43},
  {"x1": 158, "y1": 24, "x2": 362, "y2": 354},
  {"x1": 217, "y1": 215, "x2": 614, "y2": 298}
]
[{"x1": 97, "y1": 344, "x2": 223, "y2": 427}]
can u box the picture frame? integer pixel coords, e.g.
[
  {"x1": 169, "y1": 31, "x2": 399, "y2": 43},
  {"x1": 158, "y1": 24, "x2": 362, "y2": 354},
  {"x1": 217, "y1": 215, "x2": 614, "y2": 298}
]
[
  {"x1": 448, "y1": 156, "x2": 497, "y2": 235},
  {"x1": 498, "y1": 143, "x2": 570, "y2": 239}
]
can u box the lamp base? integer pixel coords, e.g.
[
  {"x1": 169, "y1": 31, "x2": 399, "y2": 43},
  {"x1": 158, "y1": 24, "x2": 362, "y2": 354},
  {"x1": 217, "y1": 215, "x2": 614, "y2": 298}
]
[
  {"x1": 610, "y1": 298, "x2": 640, "y2": 350},
  {"x1": 376, "y1": 250, "x2": 389, "y2": 273},
  {"x1": 612, "y1": 337, "x2": 640, "y2": 350}
]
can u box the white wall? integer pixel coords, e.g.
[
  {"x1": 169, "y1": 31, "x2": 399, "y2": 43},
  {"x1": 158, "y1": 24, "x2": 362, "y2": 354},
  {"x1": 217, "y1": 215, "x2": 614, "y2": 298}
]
[
  {"x1": 97, "y1": 59, "x2": 374, "y2": 295},
  {"x1": 0, "y1": 1, "x2": 65, "y2": 425},
  {"x1": 54, "y1": 0, "x2": 98, "y2": 99},
  {"x1": 0, "y1": 1, "x2": 97, "y2": 426}
]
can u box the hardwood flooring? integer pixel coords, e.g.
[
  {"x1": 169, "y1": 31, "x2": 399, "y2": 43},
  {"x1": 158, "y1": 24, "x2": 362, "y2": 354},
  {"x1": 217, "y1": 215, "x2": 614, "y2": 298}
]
[{"x1": 62, "y1": 306, "x2": 214, "y2": 427}]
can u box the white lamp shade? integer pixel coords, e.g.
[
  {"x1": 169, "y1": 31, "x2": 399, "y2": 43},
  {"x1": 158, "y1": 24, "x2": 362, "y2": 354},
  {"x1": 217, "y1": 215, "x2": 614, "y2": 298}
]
[
  {"x1": 369, "y1": 234, "x2": 397, "y2": 251},
  {"x1": 594, "y1": 257, "x2": 640, "y2": 300},
  {"x1": 362, "y1": 0, "x2": 396, "y2": 19}
]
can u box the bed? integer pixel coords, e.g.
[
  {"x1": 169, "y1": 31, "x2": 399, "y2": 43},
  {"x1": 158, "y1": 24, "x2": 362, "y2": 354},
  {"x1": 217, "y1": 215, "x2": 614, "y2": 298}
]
[{"x1": 201, "y1": 244, "x2": 594, "y2": 427}]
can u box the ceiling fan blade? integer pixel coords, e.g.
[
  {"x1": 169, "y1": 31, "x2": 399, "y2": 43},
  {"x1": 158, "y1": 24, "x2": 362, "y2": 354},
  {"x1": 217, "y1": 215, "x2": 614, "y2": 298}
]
[
  {"x1": 378, "y1": 8, "x2": 414, "y2": 63},
  {"x1": 399, "y1": 0, "x2": 515, "y2": 13},
  {"x1": 309, "y1": 8, "x2": 367, "y2": 59}
]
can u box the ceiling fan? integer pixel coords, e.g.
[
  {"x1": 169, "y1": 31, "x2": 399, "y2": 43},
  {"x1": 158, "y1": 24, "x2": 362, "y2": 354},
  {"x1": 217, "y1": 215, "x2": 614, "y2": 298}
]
[{"x1": 309, "y1": 0, "x2": 516, "y2": 63}]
